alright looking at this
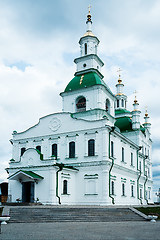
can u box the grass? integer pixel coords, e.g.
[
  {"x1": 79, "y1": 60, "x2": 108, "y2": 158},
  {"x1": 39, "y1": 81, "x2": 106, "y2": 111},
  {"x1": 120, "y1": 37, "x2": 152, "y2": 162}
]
[{"x1": 136, "y1": 207, "x2": 160, "y2": 220}]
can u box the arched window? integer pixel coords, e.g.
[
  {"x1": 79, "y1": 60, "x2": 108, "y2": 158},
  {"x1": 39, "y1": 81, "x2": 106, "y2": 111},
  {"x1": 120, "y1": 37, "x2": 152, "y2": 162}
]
[
  {"x1": 76, "y1": 97, "x2": 86, "y2": 112},
  {"x1": 122, "y1": 99, "x2": 124, "y2": 107},
  {"x1": 52, "y1": 144, "x2": 57, "y2": 159},
  {"x1": 21, "y1": 147, "x2": 26, "y2": 156},
  {"x1": 122, "y1": 183, "x2": 125, "y2": 196},
  {"x1": 85, "y1": 43, "x2": 87, "y2": 55},
  {"x1": 117, "y1": 100, "x2": 119, "y2": 108},
  {"x1": 69, "y1": 141, "x2": 75, "y2": 158},
  {"x1": 36, "y1": 145, "x2": 41, "y2": 152},
  {"x1": 63, "y1": 180, "x2": 68, "y2": 194},
  {"x1": 88, "y1": 139, "x2": 95, "y2": 156},
  {"x1": 111, "y1": 181, "x2": 114, "y2": 195},
  {"x1": 106, "y1": 99, "x2": 110, "y2": 113}
]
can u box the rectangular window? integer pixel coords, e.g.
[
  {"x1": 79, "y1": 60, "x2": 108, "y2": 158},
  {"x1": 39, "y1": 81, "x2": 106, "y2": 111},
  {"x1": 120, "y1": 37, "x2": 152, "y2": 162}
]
[
  {"x1": 63, "y1": 180, "x2": 68, "y2": 194},
  {"x1": 131, "y1": 185, "x2": 134, "y2": 197},
  {"x1": 122, "y1": 147, "x2": 124, "y2": 162},
  {"x1": 140, "y1": 188, "x2": 142, "y2": 199},
  {"x1": 117, "y1": 100, "x2": 119, "y2": 108},
  {"x1": 69, "y1": 141, "x2": 75, "y2": 158},
  {"x1": 148, "y1": 190, "x2": 151, "y2": 199},
  {"x1": 131, "y1": 153, "x2": 133, "y2": 166},
  {"x1": 88, "y1": 139, "x2": 95, "y2": 156},
  {"x1": 52, "y1": 144, "x2": 57, "y2": 159},
  {"x1": 122, "y1": 183, "x2": 125, "y2": 196},
  {"x1": 111, "y1": 181, "x2": 114, "y2": 195},
  {"x1": 111, "y1": 141, "x2": 114, "y2": 158},
  {"x1": 139, "y1": 161, "x2": 142, "y2": 171}
]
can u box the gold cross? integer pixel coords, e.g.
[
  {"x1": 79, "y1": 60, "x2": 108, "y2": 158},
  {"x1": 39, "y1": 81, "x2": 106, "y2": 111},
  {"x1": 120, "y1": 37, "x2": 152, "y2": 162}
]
[
  {"x1": 134, "y1": 90, "x2": 138, "y2": 97},
  {"x1": 88, "y1": 5, "x2": 92, "y2": 14},
  {"x1": 133, "y1": 90, "x2": 138, "y2": 103},
  {"x1": 80, "y1": 75, "x2": 84, "y2": 85},
  {"x1": 117, "y1": 68, "x2": 122, "y2": 78}
]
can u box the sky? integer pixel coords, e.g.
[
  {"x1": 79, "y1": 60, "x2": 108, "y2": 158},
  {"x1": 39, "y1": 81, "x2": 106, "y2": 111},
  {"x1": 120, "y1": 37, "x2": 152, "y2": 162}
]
[{"x1": 0, "y1": 0, "x2": 160, "y2": 201}]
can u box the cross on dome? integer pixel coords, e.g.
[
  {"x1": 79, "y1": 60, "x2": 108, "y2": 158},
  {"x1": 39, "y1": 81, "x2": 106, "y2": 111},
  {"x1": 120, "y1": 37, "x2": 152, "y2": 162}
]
[
  {"x1": 145, "y1": 106, "x2": 149, "y2": 117},
  {"x1": 117, "y1": 68, "x2": 122, "y2": 84},
  {"x1": 134, "y1": 90, "x2": 138, "y2": 104},
  {"x1": 87, "y1": 5, "x2": 92, "y2": 23}
]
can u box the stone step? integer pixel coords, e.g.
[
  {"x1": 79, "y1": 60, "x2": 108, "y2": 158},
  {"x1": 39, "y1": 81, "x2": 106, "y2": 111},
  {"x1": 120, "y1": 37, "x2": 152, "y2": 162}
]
[{"x1": 9, "y1": 207, "x2": 145, "y2": 223}]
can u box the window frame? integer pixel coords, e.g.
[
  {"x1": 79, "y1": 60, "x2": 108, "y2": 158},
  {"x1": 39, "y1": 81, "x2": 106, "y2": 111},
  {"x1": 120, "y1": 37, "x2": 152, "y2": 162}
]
[
  {"x1": 122, "y1": 183, "x2": 125, "y2": 196},
  {"x1": 52, "y1": 143, "x2": 57, "y2": 159},
  {"x1": 36, "y1": 145, "x2": 41, "y2": 152},
  {"x1": 76, "y1": 97, "x2": 86, "y2": 112},
  {"x1": 131, "y1": 152, "x2": 133, "y2": 166},
  {"x1": 131, "y1": 185, "x2": 134, "y2": 197},
  {"x1": 84, "y1": 43, "x2": 87, "y2": 55},
  {"x1": 117, "y1": 100, "x2": 119, "y2": 108},
  {"x1": 111, "y1": 181, "x2": 115, "y2": 195},
  {"x1": 63, "y1": 180, "x2": 68, "y2": 195},
  {"x1": 21, "y1": 147, "x2": 26, "y2": 156},
  {"x1": 111, "y1": 141, "x2": 114, "y2": 158},
  {"x1": 122, "y1": 147, "x2": 124, "y2": 162},
  {"x1": 88, "y1": 139, "x2": 95, "y2": 156},
  {"x1": 69, "y1": 141, "x2": 75, "y2": 158}
]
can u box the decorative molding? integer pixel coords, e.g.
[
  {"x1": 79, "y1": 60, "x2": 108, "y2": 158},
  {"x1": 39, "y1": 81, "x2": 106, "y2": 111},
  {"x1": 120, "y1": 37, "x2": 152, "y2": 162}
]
[{"x1": 48, "y1": 118, "x2": 61, "y2": 132}]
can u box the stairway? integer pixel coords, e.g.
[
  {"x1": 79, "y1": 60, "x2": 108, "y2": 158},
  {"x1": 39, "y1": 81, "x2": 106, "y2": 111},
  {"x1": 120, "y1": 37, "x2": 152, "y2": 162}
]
[{"x1": 9, "y1": 207, "x2": 145, "y2": 223}]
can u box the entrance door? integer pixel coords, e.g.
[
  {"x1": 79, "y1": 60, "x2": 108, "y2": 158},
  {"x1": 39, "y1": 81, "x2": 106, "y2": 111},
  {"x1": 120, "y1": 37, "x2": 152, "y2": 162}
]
[{"x1": 22, "y1": 182, "x2": 34, "y2": 203}]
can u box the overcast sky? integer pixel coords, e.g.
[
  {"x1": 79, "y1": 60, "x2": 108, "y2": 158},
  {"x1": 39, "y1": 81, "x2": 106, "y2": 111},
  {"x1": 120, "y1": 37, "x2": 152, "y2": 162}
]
[{"x1": 0, "y1": 0, "x2": 160, "y2": 200}]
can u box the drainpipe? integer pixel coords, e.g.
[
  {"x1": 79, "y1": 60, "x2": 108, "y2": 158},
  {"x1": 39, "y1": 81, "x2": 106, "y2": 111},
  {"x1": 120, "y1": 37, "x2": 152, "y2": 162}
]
[
  {"x1": 144, "y1": 155, "x2": 149, "y2": 204},
  {"x1": 109, "y1": 127, "x2": 115, "y2": 204},
  {"x1": 137, "y1": 147, "x2": 142, "y2": 204},
  {"x1": 56, "y1": 163, "x2": 64, "y2": 204}
]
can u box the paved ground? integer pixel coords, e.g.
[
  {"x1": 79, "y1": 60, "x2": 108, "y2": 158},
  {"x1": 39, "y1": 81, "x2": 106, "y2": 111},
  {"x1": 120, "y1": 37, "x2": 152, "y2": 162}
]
[{"x1": 0, "y1": 221, "x2": 160, "y2": 240}]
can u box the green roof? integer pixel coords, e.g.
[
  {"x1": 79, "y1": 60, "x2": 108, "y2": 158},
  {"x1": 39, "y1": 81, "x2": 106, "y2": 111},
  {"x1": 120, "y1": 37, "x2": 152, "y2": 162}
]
[
  {"x1": 115, "y1": 109, "x2": 131, "y2": 115},
  {"x1": 115, "y1": 116, "x2": 133, "y2": 132},
  {"x1": 8, "y1": 170, "x2": 44, "y2": 180},
  {"x1": 140, "y1": 126, "x2": 146, "y2": 135},
  {"x1": 64, "y1": 72, "x2": 107, "y2": 92},
  {"x1": 21, "y1": 170, "x2": 44, "y2": 179}
]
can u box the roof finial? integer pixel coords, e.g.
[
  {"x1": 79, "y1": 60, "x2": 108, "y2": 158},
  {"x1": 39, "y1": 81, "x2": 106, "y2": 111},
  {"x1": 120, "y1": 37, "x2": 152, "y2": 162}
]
[
  {"x1": 134, "y1": 90, "x2": 138, "y2": 104},
  {"x1": 145, "y1": 106, "x2": 148, "y2": 117},
  {"x1": 87, "y1": 5, "x2": 92, "y2": 23},
  {"x1": 117, "y1": 68, "x2": 122, "y2": 84}
]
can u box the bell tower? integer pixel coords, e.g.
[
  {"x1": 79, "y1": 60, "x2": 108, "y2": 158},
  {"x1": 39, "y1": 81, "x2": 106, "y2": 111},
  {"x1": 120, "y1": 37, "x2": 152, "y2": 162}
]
[
  {"x1": 60, "y1": 7, "x2": 115, "y2": 121},
  {"x1": 115, "y1": 69, "x2": 127, "y2": 110},
  {"x1": 74, "y1": 7, "x2": 104, "y2": 77}
]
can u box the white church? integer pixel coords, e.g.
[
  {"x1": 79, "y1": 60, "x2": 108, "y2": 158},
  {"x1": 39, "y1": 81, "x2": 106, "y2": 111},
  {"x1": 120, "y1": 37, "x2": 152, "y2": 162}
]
[{"x1": 6, "y1": 9, "x2": 153, "y2": 205}]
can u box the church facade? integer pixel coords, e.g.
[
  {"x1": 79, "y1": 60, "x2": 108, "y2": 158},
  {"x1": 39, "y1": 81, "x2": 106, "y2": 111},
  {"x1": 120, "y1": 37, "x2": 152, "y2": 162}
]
[{"x1": 6, "y1": 10, "x2": 153, "y2": 205}]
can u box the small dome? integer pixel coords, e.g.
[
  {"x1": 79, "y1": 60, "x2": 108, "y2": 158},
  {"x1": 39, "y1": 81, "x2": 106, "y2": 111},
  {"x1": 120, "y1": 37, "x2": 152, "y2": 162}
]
[
  {"x1": 115, "y1": 117, "x2": 132, "y2": 132},
  {"x1": 64, "y1": 72, "x2": 105, "y2": 92}
]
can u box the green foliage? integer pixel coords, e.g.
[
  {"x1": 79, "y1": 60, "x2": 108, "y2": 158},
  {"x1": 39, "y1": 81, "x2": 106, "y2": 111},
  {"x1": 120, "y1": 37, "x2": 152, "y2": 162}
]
[{"x1": 136, "y1": 207, "x2": 160, "y2": 220}]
